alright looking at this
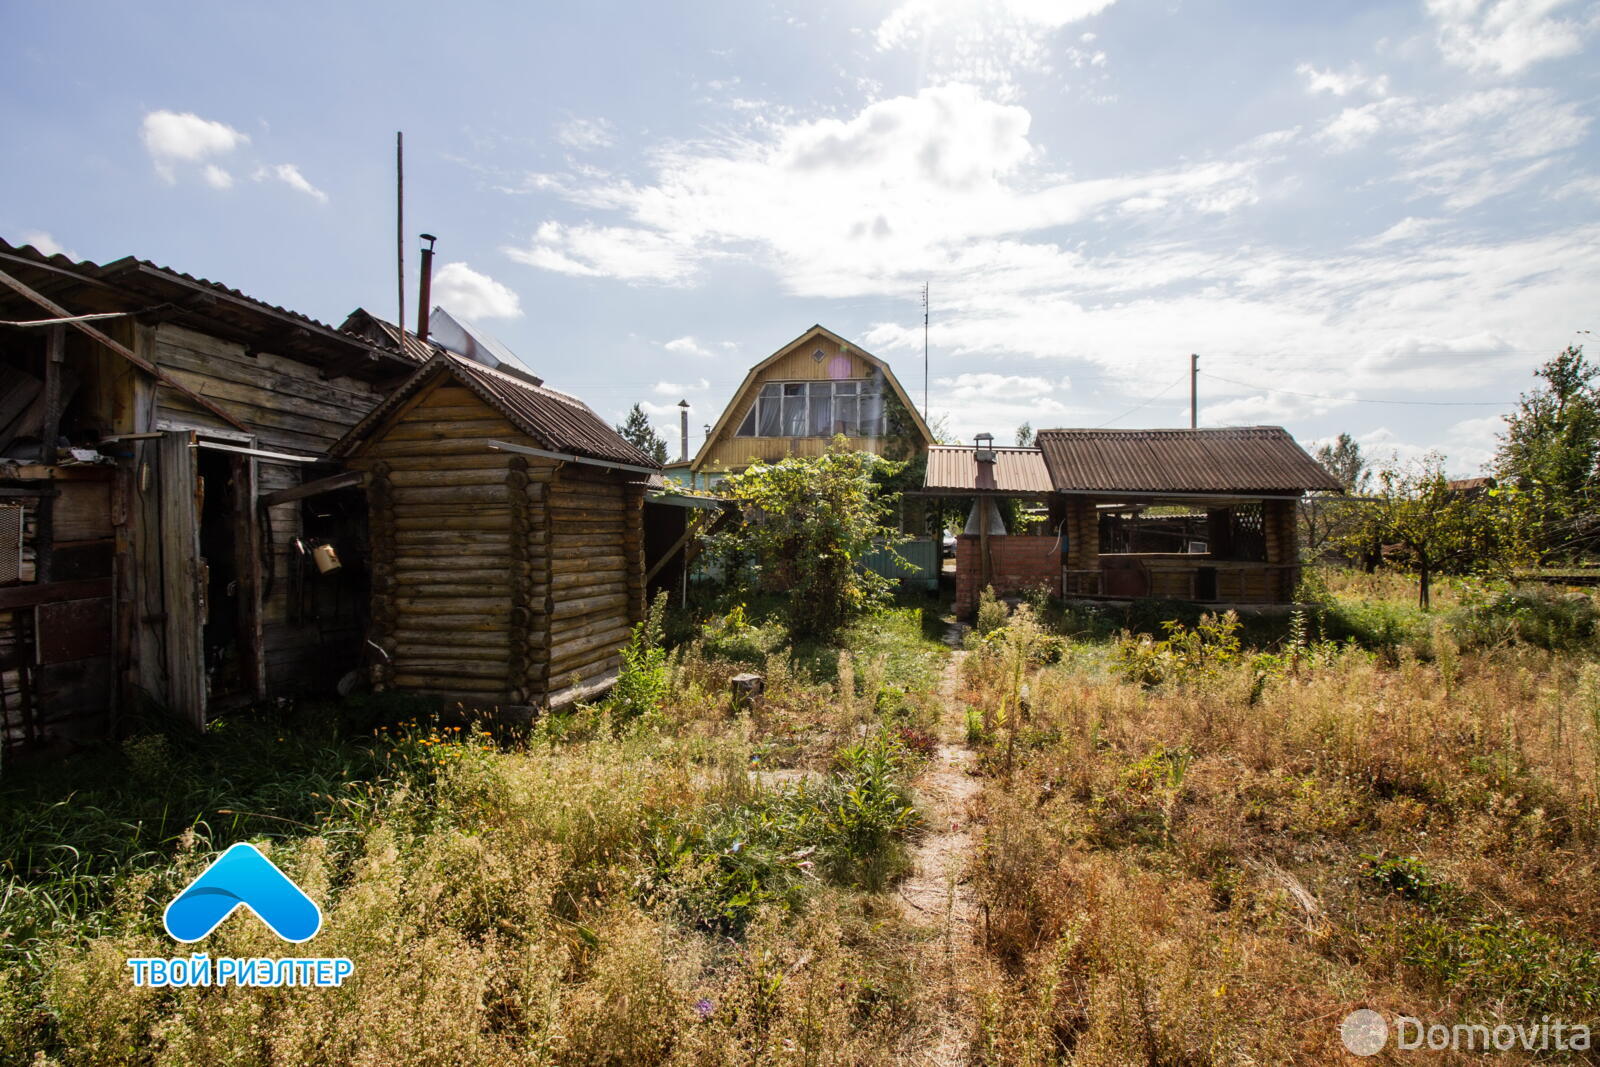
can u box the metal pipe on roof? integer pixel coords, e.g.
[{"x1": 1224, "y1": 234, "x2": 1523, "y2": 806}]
[{"x1": 417, "y1": 234, "x2": 436, "y2": 343}]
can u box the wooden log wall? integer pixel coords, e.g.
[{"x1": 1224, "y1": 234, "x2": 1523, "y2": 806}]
[
  {"x1": 505, "y1": 456, "x2": 551, "y2": 704},
  {"x1": 1060, "y1": 496, "x2": 1100, "y2": 596},
  {"x1": 543, "y1": 464, "x2": 637, "y2": 696},
  {"x1": 1263, "y1": 498, "x2": 1300, "y2": 600},
  {"x1": 347, "y1": 383, "x2": 550, "y2": 705}
]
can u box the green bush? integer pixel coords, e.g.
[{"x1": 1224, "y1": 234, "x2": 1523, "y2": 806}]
[
  {"x1": 975, "y1": 585, "x2": 1009, "y2": 637},
  {"x1": 640, "y1": 731, "x2": 920, "y2": 933},
  {"x1": 1111, "y1": 612, "x2": 1244, "y2": 687},
  {"x1": 1448, "y1": 586, "x2": 1600, "y2": 652}
]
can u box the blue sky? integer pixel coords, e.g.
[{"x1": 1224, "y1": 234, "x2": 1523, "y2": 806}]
[{"x1": 3, "y1": 0, "x2": 1596, "y2": 472}]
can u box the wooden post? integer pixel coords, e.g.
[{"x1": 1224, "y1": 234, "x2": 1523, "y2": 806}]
[
  {"x1": 34, "y1": 327, "x2": 65, "y2": 584},
  {"x1": 41, "y1": 325, "x2": 63, "y2": 466},
  {"x1": 367, "y1": 460, "x2": 396, "y2": 689},
  {"x1": 232, "y1": 453, "x2": 265, "y2": 701},
  {"x1": 624, "y1": 481, "x2": 645, "y2": 624},
  {"x1": 158, "y1": 431, "x2": 206, "y2": 727}
]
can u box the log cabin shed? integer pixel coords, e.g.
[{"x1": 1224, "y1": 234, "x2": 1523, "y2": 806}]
[
  {"x1": 924, "y1": 426, "x2": 1342, "y2": 614},
  {"x1": 328, "y1": 350, "x2": 661, "y2": 710},
  {"x1": 0, "y1": 239, "x2": 424, "y2": 746}
]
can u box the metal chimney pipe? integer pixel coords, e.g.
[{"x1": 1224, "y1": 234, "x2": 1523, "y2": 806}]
[
  {"x1": 677, "y1": 399, "x2": 690, "y2": 462},
  {"x1": 417, "y1": 234, "x2": 437, "y2": 342}
]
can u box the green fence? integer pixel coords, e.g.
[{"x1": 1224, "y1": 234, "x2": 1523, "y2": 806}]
[{"x1": 863, "y1": 538, "x2": 940, "y2": 592}]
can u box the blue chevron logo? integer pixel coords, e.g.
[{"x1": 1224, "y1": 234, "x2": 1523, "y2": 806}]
[{"x1": 163, "y1": 843, "x2": 322, "y2": 944}]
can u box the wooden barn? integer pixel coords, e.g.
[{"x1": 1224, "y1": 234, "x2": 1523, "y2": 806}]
[
  {"x1": 328, "y1": 351, "x2": 661, "y2": 710},
  {"x1": 0, "y1": 239, "x2": 423, "y2": 746}
]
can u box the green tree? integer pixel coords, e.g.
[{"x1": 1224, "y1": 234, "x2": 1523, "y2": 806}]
[
  {"x1": 1301, "y1": 432, "x2": 1373, "y2": 560},
  {"x1": 1494, "y1": 346, "x2": 1600, "y2": 561},
  {"x1": 710, "y1": 439, "x2": 902, "y2": 637},
  {"x1": 616, "y1": 403, "x2": 669, "y2": 465},
  {"x1": 1339, "y1": 455, "x2": 1521, "y2": 609},
  {"x1": 1314, "y1": 432, "x2": 1372, "y2": 494},
  {"x1": 1015, "y1": 422, "x2": 1034, "y2": 447}
]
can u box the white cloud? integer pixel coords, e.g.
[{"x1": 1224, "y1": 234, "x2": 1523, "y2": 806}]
[
  {"x1": 431, "y1": 261, "x2": 523, "y2": 320},
  {"x1": 652, "y1": 378, "x2": 710, "y2": 395},
  {"x1": 141, "y1": 110, "x2": 248, "y2": 182},
  {"x1": 507, "y1": 221, "x2": 700, "y2": 284},
  {"x1": 256, "y1": 163, "x2": 328, "y2": 203},
  {"x1": 873, "y1": 0, "x2": 1119, "y2": 99},
  {"x1": 510, "y1": 77, "x2": 1595, "y2": 447},
  {"x1": 663, "y1": 336, "x2": 714, "y2": 357},
  {"x1": 201, "y1": 164, "x2": 234, "y2": 189},
  {"x1": 513, "y1": 85, "x2": 1261, "y2": 291},
  {"x1": 1366, "y1": 216, "x2": 1443, "y2": 244},
  {"x1": 1426, "y1": 0, "x2": 1594, "y2": 75},
  {"x1": 556, "y1": 117, "x2": 616, "y2": 151},
  {"x1": 19, "y1": 230, "x2": 77, "y2": 260},
  {"x1": 1315, "y1": 87, "x2": 1587, "y2": 207},
  {"x1": 936, "y1": 372, "x2": 1057, "y2": 399},
  {"x1": 1296, "y1": 62, "x2": 1389, "y2": 97}
]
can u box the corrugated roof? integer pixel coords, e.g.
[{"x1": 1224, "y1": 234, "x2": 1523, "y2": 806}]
[
  {"x1": 0, "y1": 238, "x2": 413, "y2": 378},
  {"x1": 924, "y1": 445, "x2": 1053, "y2": 494},
  {"x1": 1035, "y1": 427, "x2": 1340, "y2": 495},
  {"x1": 331, "y1": 351, "x2": 659, "y2": 469},
  {"x1": 340, "y1": 308, "x2": 443, "y2": 365}
]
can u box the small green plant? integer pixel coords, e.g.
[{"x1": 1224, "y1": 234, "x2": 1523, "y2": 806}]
[
  {"x1": 975, "y1": 585, "x2": 1010, "y2": 637},
  {"x1": 612, "y1": 591, "x2": 670, "y2": 720},
  {"x1": 1111, "y1": 611, "x2": 1243, "y2": 687}
]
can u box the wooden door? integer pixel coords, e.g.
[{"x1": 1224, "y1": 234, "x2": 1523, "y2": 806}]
[{"x1": 157, "y1": 430, "x2": 206, "y2": 727}]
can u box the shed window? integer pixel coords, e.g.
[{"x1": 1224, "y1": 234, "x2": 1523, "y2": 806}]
[{"x1": 734, "y1": 379, "x2": 886, "y2": 438}]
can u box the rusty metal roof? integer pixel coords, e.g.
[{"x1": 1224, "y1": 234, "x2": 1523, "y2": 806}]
[
  {"x1": 331, "y1": 351, "x2": 659, "y2": 469},
  {"x1": 924, "y1": 445, "x2": 1053, "y2": 494},
  {"x1": 1035, "y1": 427, "x2": 1340, "y2": 495},
  {"x1": 0, "y1": 238, "x2": 414, "y2": 380},
  {"x1": 339, "y1": 308, "x2": 442, "y2": 365}
]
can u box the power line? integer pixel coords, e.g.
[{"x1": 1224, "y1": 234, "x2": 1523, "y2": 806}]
[
  {"x1": 1097, "y1": 375, "x2": 1187, "y2": 428},
  {"x1": 1201, "y1": 371, "x2": 1508, "y2": 408}
]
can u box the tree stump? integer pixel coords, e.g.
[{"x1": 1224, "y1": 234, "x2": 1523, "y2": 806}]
[{"x1": 729, "y1": 672, "x2": 764, "y2": 711}]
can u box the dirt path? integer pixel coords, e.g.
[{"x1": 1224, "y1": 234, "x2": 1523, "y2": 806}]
[{"x1": 900, "y1": 624, "x2": 983, "y2": 1064}]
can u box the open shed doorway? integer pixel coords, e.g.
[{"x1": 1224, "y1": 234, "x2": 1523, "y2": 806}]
[{"x1": 195, "y1": 444, "x2": 262, "y2": 711}]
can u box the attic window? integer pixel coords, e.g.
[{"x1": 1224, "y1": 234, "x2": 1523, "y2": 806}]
[{"x1": 734, "y1": 379, "x2": 884, "y2": 439}]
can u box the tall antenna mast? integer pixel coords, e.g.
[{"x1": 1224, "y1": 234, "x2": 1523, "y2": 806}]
[
  {"x1": 921, "y1": 281, "x2": 929, "y2": 417},
  {"x1": 396, "y1": 132, "x2": 405, "y2": 341}
]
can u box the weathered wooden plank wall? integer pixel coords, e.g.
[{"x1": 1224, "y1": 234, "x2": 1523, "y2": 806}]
[{"x1": 149, "y1": 324, "x2": 385, "y2": 698}]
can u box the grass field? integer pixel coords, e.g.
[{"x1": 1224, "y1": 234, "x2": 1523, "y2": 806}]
[{"x1": 2, "y1": 575, "x2": 1598, "y2": 1064}]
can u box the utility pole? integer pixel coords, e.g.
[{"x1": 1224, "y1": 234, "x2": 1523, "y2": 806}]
[
  {"x1": 1189, "y1": 352, "x2": 1198, "y2": 429},
  {"x1": 921, "y1": 282, "x2": 929, "y2": 418},
  {"x1": 396, "y1": 132, "x2": 405, "y2": 341}
]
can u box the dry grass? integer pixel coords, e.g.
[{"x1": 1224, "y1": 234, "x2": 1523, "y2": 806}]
[
  {"x1": 958, "y1": 586, "x2": 1600, "y2": 1063},
  {"x1": 1, "y1": 604, "x2": 952, "y2": 1066},
  {"x1": 6, "y1": 583, "x2": 1599, "y2": 1063}
]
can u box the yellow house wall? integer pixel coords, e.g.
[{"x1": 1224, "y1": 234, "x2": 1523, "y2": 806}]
[{"x1": 696, "y1": 338, "x2": 906, "y2": 473}]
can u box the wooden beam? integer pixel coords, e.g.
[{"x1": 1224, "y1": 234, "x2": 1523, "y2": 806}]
[
  {"x1": 41, "y1": 324, "x2": 64, "y2": 465},
  {"x1": 261, "y1": 470, "x2": 364, "y2": 507},
  {"x1": 0, "y1": 577, "x2": 112, "y2": 611},
  {"x1": 0, "y1": 266, "x2": 251, "y2": 433}
]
